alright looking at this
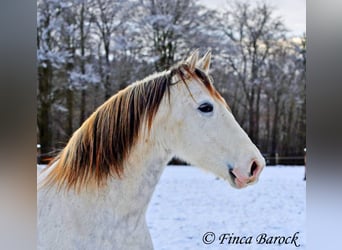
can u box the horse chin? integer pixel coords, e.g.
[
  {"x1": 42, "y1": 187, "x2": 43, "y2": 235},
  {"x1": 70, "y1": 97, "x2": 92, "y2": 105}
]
[
  {"x1": 232, "y1": 176, "x2": 260, "y2": 189},
  {"x1": 233, "y1": 178, "x2": 248, "y2": 189}
]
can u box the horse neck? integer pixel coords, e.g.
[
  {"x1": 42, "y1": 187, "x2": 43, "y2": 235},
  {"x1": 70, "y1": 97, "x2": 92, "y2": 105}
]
[{"x1": 104, "y1": 133, "x2": 172, "y2": 215}]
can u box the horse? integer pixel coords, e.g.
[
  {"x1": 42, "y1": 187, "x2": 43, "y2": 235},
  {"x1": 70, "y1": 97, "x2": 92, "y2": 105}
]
[{"x1": 37, "y1": 50, "x2": 265, "y2": 250}]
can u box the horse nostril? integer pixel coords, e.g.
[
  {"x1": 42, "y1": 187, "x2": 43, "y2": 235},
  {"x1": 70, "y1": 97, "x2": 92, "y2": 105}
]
[
  {"x1": 229, "y1": 169, "x2": 237, "y2": 181},
  {"x1": 250, "y1": 161, "x2": 258, "y2": 177}
]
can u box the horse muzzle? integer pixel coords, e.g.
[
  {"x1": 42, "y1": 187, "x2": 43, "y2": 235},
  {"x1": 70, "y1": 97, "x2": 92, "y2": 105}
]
[{"x1": 228, "y1": 159, "x2": 265, "y2": 189}]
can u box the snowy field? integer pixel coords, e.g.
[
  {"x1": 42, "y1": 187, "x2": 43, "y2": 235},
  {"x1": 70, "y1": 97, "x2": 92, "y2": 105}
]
[
  {"x1": 37, "y1": 165, "x2": 306, "y2": 249},
  {"x1": 147, "y1": 166, "x2": 306, "y2": 250}
]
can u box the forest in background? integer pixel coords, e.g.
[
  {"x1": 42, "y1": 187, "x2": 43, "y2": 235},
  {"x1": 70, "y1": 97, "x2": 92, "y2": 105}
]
[{"x1": 37, "y1": 0, "x2": 306, "y2": 164}]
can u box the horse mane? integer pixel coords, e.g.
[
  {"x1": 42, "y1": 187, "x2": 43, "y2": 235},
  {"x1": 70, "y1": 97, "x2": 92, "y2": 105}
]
[{"x1": 41, "y1": 62, "x2": 223, "y2": 192}]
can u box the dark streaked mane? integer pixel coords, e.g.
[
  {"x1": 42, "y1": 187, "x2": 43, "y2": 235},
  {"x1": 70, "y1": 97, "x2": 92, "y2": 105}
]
[{"x1": 41, "y1": 62, "x2": 222, "y2": 191}]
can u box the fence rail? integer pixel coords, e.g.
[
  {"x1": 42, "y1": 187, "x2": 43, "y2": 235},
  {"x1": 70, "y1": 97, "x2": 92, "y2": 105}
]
[
  {"x1": 168, "y1": 155, "x2": 305, "y2": 166},
  {"x1": 264, "y1": 156, "x2": 305, "y2": 165}
]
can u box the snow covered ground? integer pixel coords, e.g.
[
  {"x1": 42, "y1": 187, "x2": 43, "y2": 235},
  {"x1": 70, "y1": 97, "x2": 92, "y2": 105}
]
[
  {"x1": 147, "y1": 166, "x2": 306, "y2": 250},
  {"x1": 37, "y1": 165, "x2": 305, "y2": 249}
]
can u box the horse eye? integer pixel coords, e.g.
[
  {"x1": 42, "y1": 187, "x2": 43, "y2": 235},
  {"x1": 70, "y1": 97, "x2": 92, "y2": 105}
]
[{"x1": 198, "y1": 103, "x2": 214, "y2": 113}]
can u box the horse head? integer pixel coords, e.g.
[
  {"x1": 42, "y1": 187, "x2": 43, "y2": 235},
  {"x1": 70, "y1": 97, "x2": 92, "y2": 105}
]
[{"x1": 154, "y1": 50, "x2": 265, "y2": 188}]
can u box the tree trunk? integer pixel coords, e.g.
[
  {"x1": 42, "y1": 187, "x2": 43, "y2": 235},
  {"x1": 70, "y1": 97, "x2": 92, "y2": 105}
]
[
  {"x1": 248, "y1": 88, "x2": 256, "y2": 143},
  {"x1": 255, "y1": 85, "x2": 261, "y2": 146},
  {"x1": 265, "y1": 95, "x2": 271, "y2": 152},
  {"x1": 270, "y1": 98, "x2": 279, "y2": 164},
  {"x1": 104, "y1": 42, "x2": 111, "y2": 100},
  {"x1": 66, "y1": 88, "x2": 74, "y2": 137},
  {"x1": 79, "y1": 2, "x2": 87, "y2": 125},
  {"x1": 38, "y1": 65, "x2": 53, "y2": 154}
]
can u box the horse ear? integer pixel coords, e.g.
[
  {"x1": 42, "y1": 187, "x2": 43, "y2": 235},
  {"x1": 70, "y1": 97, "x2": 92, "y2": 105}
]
[
  {"x1": 186, "y1": 50, "x2": 199, "y2": 72},
  {"x1": 198, "y1": 50, "x2": 211, "y2": 74}
]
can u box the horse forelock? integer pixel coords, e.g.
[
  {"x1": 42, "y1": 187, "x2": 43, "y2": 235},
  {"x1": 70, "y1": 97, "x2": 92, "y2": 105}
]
[
  {"x1": 180, "y1": 64, "x2": 230, "y2": 109},
  {"x1": 41, "y1": 62, "x2": 225, "y2": 192}
]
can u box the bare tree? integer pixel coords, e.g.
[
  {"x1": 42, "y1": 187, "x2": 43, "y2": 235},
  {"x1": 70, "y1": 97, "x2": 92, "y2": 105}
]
[
  {"x1": 91, "y1": 0, "x2": 132, "y2": 99},
  {"x1": 66, "y1": 0, "x2": 98, "y2": 126},
  {"x1": 262, "y1": 35, "x2": 306, "y2": 161},
  {"x1": 37, "y1": 0, "x2": 306, "y2": 163},
  {"x1": 37, "y1": 0, "x2": 72, "y2": 153},
  {"x1": 218, "y1": 1, "x2": 286, "y2": 146},
  {"x1": 137, "y1": 0, "x2": 210, "y2": 71}
]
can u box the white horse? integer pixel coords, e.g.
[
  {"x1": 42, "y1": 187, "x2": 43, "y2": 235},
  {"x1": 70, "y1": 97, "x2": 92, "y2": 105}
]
[{"x1": 38, "y1": 51, "x2": 265, "y2": 250}]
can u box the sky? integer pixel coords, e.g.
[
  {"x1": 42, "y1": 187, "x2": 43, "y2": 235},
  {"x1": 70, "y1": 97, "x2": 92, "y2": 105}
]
[{"x1": 199, "y1": 0, "x2": 306, "y2": 37}]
